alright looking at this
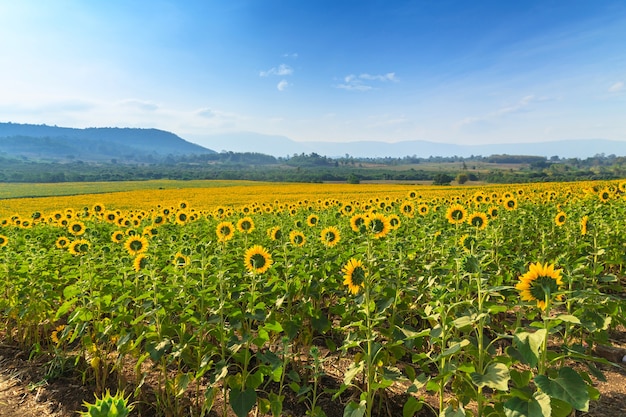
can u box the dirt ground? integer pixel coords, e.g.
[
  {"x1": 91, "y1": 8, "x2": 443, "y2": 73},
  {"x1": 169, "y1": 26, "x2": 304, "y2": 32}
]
[{"x1": 1, "y1": 333, "x2": 625, "y2": 417}]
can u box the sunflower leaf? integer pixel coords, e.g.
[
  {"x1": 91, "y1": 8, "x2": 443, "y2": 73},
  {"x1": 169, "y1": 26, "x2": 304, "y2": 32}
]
[
  {"x1": 513, "y1": 329, "x2": 546, "y2": 368},
  {"x1": 534, "y1": 367, "x2": 589, "y2": 411}
]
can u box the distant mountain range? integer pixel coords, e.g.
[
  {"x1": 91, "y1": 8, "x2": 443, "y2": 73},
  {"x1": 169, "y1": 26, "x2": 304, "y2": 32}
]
[
  {"x1": 0, "y1": 122, "x2": 214, "y2": 162},
  {"x1": 2, "y1": 122, "x2": 625, "y2": 162},
  {"x1": 189, "y1": 132, "x2": 626, "y2": 159}
]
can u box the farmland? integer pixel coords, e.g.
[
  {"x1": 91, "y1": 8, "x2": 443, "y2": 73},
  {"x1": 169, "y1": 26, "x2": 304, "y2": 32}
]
[{"x1": 0, "y1": 179, "x2": 625, "y2": 417}]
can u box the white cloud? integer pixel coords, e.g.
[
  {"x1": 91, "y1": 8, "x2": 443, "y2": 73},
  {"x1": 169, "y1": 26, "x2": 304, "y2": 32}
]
[
  {"x1": 282, "y1": 52, "x2": 298, "y2": 59},
  {"x1": 608, "y1": 81, "x2": 624, "y2": 93},
  {"x1": 335, "y1": 72, "x2": 398, "y2": 91},
  {"x1": 117, "y1": 99, "x2": 159, "y2": 111},
  {"x1": 277, "y1": 80, "x2": 289, "y2": 91},
  {"x1": 259, "y1": 63, "x2": 293, "y2": 77}
]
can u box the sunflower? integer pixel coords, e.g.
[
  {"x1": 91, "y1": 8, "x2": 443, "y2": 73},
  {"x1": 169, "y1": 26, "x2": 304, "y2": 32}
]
[
  {"x1": 0, "y1": 235, "x2": 8, "y2": 248},
  {"x1": 142, "y1": 226, "x2": 158, "y2": 237},
  {"x1": 515, "y1": 262, "x2": 564, "y2": 310},
  {"x1": 349, "y1": 214, "x2": 368, "y2": 233},
  {"x1": 68, "y1": 221, "x2": 86, "y2": 236},
  {"x1": 445, "y1": 204, "x2": 467, "y2": 225},
  {"x1": 92, "y1": 203, "x2": 105, "y2": 214},
  {"x1": 320, "y1": 226, "x2": 341, "y2": 247},
  {"x1": 459, "y1": 234, "x2": 477, "y2": 252},
  {"x1": 306, "y1": 214, "x2": 319, "y2": 227},
  {"x1": 503, "y1": 198, "x2": 518, "y2": 211},
  {"x1": 268, "y1": 226, "x2": 282, "y2": 241},
  {"x1": 367, "y1": 213, "x2": 391, "y2": 238},
  {"x1": 175, "y1": 210, "x2": 190, "y2": 225},
  {"x1": 289, "y1": 230, "x2": 306, "y2": 247},
  {"x1": 341, "y1": 204, "x2": 354, "y2": 216},
  {"x1": 237, "y1": 217, "x2": 255, "y2": 234},
  {"x1": 488, "y1": 206, "x2": 499, "y2": 218},
  {"x1": 598, "y1": 188, "x2": 612, "y2": 203},
  {"x1": 417, "y1": 203, "x2": 429, "y2": 216},
  {"x1": 216, "y1": 221, "x2": 235, "y2": 242},
  {"x1": 400, "y1": 201, "x2": 414, "y2": 218},
  {"x1": 468, "y1": 212, "x2": 488, "y2": 230},
  {"x1": 244, "y1": 245, "x2": 273, "y2": 274},
  {"x1": 173, "y1": 252, "x2": 190, "y2": 268},
  {"x1": 103, "y1": 211, "x2": 119, "y2": 224},
  {"x1": 178, "y1": 200, "x2": 190, "y2": 210},
  {"x1": 68, "y1": 239, "x2": 90, "y2": 256},
  {"x1": 124, "y1": 235, "x2": 149, "y2": 256},
  {"x1": 580, "y1": 215, "x2": 589, "y2": 236},
  {"x1": 342, "y1": 258, "x2": 367, "y2": 295},
  {"x1": 55, "y1": 236, "x2": 70, "y2": 249},
  {"x1": 554, "y1": 211, "x2": 566, "y2": 227},
  {"x1": 388, "y1": 214, "x2": 401, "y2": 230},
  {"x1": 133, "y1": 254, "x2": 148, "y2": 272},
  {"x1": 111, "y1": 231, "x2": 125, "y2": 244}
]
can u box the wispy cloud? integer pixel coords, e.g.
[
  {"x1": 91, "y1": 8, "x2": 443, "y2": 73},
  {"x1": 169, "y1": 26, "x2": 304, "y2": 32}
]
[
  {"x1": 335, "y1": 72, "x2": 397, "y2": 91},
  {"x1": 282, "y1": 52, "x2": 298, "y2": 59},
  {"x1": 277, "y1": 79, "x2": 289, "y2": 91},
  {"x1": 259, "y1": 64, "x2": 293, "y2": 77},
  {"x1": 608, "y1": 81, "x2": 624, "y2": 93},
  {"x1": 457, "y1": 95, "x2": 551, "y2": 129},
  {"x1": 118, "y1": 99, "x2": 159, "y2": 111}
]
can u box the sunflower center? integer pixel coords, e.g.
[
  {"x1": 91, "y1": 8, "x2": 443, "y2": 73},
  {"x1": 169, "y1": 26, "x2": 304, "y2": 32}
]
[
  {"x1": 293, "y1": 234, "x2": 304, "y2": 244},
  {"x1": 471, "y1": 216, "x2": 484, "y2": 227},
  {"x1": 250, "y1": 253, "x2": 266, "y2": 269},
  {"x1": 241, "y1": 221, "x2": 252, "y2": 230},
  {"x1": 370, "y1": 218, "x2": 385, "y2": 233},
  {"x1": 529, "y1": 275, "x2": 560, "y2": 302},
  {"x1": 350, "y1": 267, "x2": 366, "y2": 286},
  {"x1": 451, "y1": 209, "x2": 464, "y2": 220},
  {"x1": 220, "y1": 226, "x2": 231, "y2": 235},
  {"x1": 130, "y1": 240, "x2": 144, "y2": 251},
  {"x1": 325, "y1": 231, "x2": 336, "y2": 242}
]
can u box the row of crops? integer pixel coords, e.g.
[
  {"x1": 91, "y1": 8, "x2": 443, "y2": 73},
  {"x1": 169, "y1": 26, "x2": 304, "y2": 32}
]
[{"x1": 0, "y1": 180, "x2": 625, "y2": 416}]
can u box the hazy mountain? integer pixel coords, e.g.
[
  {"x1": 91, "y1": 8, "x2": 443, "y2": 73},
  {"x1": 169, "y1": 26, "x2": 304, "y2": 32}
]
[
  {"x1": 192, "y1": 132, "x2": 626, "y2": 159},
  {"x1": 0, "y1": 122, "x2": 215, "y2": 162}
]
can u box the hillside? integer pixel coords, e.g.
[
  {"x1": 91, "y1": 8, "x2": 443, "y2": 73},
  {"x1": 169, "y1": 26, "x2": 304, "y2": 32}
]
[{"x1": 0, "y1": 122, "x2": 215, "y2": 162}]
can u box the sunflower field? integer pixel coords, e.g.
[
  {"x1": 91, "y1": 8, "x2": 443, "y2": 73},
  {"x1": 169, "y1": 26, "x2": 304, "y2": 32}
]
[{"x1": 0, "y1": 179, "x2": 625, "y2": 417}]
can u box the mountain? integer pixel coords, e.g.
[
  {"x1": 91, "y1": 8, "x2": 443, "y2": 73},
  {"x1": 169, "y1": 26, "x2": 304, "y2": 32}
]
[
  {"x1": 0, "y1": 122, "x2": 215, "y2": 162},
  {"x1": 192, "y1": 132, "x2": 626, "y2": 159}
]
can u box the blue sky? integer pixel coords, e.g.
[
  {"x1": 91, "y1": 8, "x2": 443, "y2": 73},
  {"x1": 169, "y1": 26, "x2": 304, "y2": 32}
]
[{"x1": 1, "y1": 0, "x2": 625, "y2": 148}]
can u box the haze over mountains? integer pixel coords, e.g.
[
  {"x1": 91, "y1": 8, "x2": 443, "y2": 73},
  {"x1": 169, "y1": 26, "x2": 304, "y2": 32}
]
[{"x1": 2, "y1": 122, "x2": 625, "y2": 162}]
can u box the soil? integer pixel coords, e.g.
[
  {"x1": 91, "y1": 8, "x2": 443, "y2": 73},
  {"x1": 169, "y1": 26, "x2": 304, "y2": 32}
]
[{"x1": 1, "y1": 330, "x2": 625, "y2": 417}]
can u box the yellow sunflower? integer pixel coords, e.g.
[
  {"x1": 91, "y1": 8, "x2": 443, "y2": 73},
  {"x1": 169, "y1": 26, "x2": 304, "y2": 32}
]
[
  {"x1": 103, "y1": 211, "x2": 118, "y2": 224},
  {"x1": 68, "y1": 239, "x2": 90, "y2": 256},
  {"x1": 459, "y1": 234, "x2": 477, "y2": 253},
  {"x1": 468, "y1": 212, "x2": 488, "y2": 230},
  {"x1": 554, "y1": 211, "x2": 566, "y2": 227},
  {"x1": 503, "y1": 198, "x2": 518, "y2": 211},
  {"x1": 237, "y1": 217, "x2": 255, "y2": 234},
  {"x1": 445, "y1": 204, "x2": 467, "y2": 225},
  {"x1": 306, "y1": 214, "x2": 319, "y2": 227},
  {"x1": 133, "y1": 254, "x2": 148, "y2": 272},
  {"x1": 55, "y1": 236, "x2": 70, "y2": 249},
  {"x1": 417, "y1": 203, "x2": 429, "y2": 216},
  {"x1": 124, "y1": 235, "x2": 149, "y2": 256},
  {"x1": 400, "y1": 201, "x2": 415, "y2": 218},
  {"x1": 388, "y1": 214, "x2": 401, "y2": 230},
  {"x1": 349, "y1": 214, "x2": 368, "y2": 233},
  {"x1": 111, "y1": 231, "x2": 125, "y2": 244},
  {"x1": 367, "y1": 213, "x2": 391, "y2": 238},
  {"x1": 173, "y1": 252, "x2": 190, "y2": 268},
  {"x1": 175, "y1": 210, "x2": 190, "y2": 225},
  {"x1": 488, "y1": 206, "x2": 499, "y2": 218},
  {"x1": 216, "y1": 221, "x2": 235, "y2": 242},
  {"x1": 289, "y1": 230, "x2": 306, "y2": 247},
  {"x1": 320, "y1": 226, "x2": 341, "y2": 247},
  {"x1": 515, "y1": 262, "x2": 564, "y2": 310},
  {"x1": 598, "y1": 188, "x2": 612, "y2": 203},
  {"x1": 92, "y1": 203, "x2": 105, "y2": 215},
  {"x1": 342, "y1": 258, "x2": 367, "y2": 295},
  {"x1": 580, "y1": 215, "x2": 589, "y2": 236},
  {"x1": 68, "y1": 221, "x2": 86, "y2": 236},
  {"x1": 0, "y1": 234, "x2": 8, "y2": 248},
  {"x1": 244, "y1": 245, "x2": 273, "y2": 274},
  {"x1": 268, "y1": 226, "x2": 282, "y2": 241}
]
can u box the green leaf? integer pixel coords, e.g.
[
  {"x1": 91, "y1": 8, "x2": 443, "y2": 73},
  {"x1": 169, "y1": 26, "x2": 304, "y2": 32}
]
[
  {"x1": 268, "y1": 392, "x2": 284, "y2": 417},
  {"x1": 343, "y1": 360, "x2": 364, "y2": 386},
  {"x1": 229, "y1": 387, "x2": 257, "y2": 417},
  {"x1": 510, "y1": 369, "x2": 533, "y2": 388},
  {"x1": 549, "y1": 398, "x2": 573, "y2": 417},
  {"x1": 441, "y1": 404, "x2": 466, "y2": 417},
  {"x1": 534, "y1": 367, "x2": 589, "y2": 411},
  {"x1": 343, "y1": 400, "x2": 366, "y2": 417},
  {"x1": 504, "y1": 392, "x2": 551, "y2": 417},
  {"x1": 513, "y1": 329, "x2": 546, "y2": 368},
  {"x1": 551, "y1": 314, "x2": 580, "y2": 324},
  {"x1": 471, "y1": 362, "x2": 510, "y2": 391},
  {"x1": 403, "y1": 396, "x2": 423, "y2": 417},
  {"x1": 55, "y1": 298, "x2": 77, "y2": 320}
]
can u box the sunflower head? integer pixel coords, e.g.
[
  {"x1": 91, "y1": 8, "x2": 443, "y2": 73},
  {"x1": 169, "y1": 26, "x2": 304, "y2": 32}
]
[
  {"x1": 445, "y1": 204, "x2": 467, "y2": 224},
  {"x1": 580, "y1": 215, "x2": 589, "y2": 236},
  {"x1": 55, "y1": 236, "x2": 70, "y2": 249},
  {"x1": 342, "y1": 258, "x2": 367, "y2": 295},
  {"x1": 468, "y1": 212, "x2": 488, "y2": 230},
  {"x1": 349, "y1": 214, "x2": 368, "y2": 233},
  {"x1": 598, "y1": 188, "x2": 612, "y2": 203},
  {"x1": 417, "y1": 203, "x2": 429, "y2": 216},
  {"x1": 503, "y1": 198, "x2": 518, "y2": 211},
  {"x1": 68, "y1": 239, "x2": 90, "y2": 256},
  {"x1": 173, "y1": 252, "x2": 190, "y2": 268},
  {"x1": 289, "y1": 230, "x2": 306, "y2": 247},
  {"x1": 554, "y1": 211, "x2": 566, "y2": 227},
  {"x1": 459, "y1": 234, "x2": 477, "y2": 253},
  {"x1": 515, "y1": 262, "x2": 564, "y2": 310},
  {"x1": 237, "y1": 217, "x2": 255, "y2": 234},
  {"x1": 244, "y1": 245, "x2": 273, "y2": 274},
  {"x1": 268, "y1": 226, "x2": 282, "y2": 241},
  {"x1": 0, "y1": 235, "x2": 8, "y2": 248},
  {"x1": 320, "y1": 226, "x2": 341, "y2": 247},
  {"x1": 124, "y1": 236, "x2": 149, "y2": 256},
  {"x1": 216, "y1": 221, "x2": 235, "y2": 242},
  {"x1": 306, "y1": 214, "x2": 319, "y2": 227},
  {"x1": 134, "y1": 254, "x2": 149, "y2": 272},
  {"x1": 68, "y1": 221, "x2": 86, "y2": 236},
  {"x1": 367, "y1": 213, "x2": 391, "y2": 238}
]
